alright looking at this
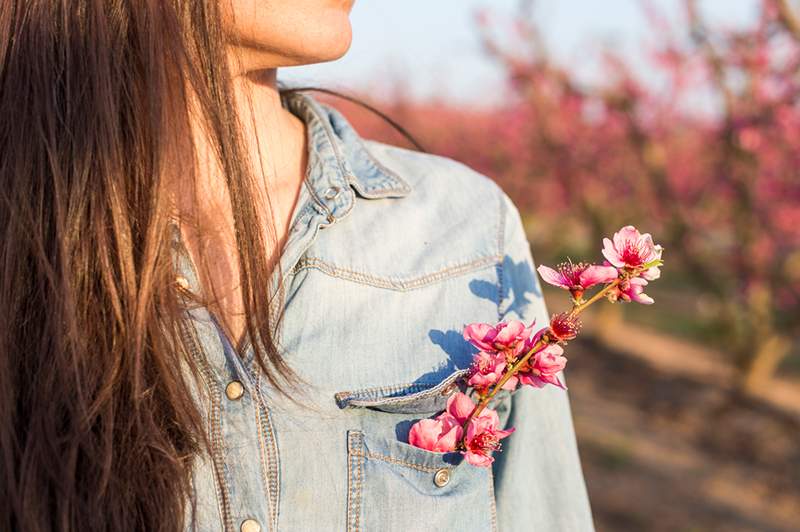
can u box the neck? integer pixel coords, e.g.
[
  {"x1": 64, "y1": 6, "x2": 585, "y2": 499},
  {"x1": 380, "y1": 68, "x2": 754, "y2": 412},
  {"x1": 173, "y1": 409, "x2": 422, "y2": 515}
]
[
  {"x1": 232, "y1": 68, "x2": 307, "y2": 199},
  {"x1": 174, "y1": 65, "x2": 308, "y2": 345},
  {"x1": 179, "y1": 66, "x2": 308, "y2": 241}
]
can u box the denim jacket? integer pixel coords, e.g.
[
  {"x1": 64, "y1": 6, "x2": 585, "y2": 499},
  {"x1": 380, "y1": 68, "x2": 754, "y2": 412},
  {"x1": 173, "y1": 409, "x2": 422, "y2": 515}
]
[{"x1": 174, "y1": 91, "x2": 595, "y2": 532}]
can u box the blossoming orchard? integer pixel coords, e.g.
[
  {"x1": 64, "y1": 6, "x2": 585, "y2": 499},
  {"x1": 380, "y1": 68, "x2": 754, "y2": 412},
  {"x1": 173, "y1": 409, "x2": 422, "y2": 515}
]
[
  {"x1": 407, "y1": 227, "x2": 664, "y2": 466},
  {"x1": 344, "y1": 0, "x2": 800, "y2": 394}
]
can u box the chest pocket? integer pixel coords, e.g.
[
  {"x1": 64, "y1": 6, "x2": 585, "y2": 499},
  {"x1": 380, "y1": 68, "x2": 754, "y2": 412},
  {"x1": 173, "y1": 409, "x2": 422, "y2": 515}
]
[{"x1": 335, "y1": 369, "x2": 499, "y2": 532}]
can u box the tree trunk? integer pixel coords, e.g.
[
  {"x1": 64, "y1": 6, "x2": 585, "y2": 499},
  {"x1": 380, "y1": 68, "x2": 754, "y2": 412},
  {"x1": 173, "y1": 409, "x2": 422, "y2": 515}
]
[{"x1": 740, "y1": 333, "x2": 792, "y2": 394}]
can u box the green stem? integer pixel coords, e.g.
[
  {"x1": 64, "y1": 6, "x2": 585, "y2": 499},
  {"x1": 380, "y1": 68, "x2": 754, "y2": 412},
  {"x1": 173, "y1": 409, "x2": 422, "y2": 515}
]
[
  {"x1": 570, "y1": 279, "x2": 620, "y2": 315},
  {"x1": 461, "y1": 336, "x2": 550, "y2": 430}
]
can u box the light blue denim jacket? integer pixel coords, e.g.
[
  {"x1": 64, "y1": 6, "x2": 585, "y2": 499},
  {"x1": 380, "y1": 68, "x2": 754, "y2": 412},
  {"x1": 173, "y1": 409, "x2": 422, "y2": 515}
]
[{"x1": 174, "y1": 91, "x2": 595, "y2": 532}]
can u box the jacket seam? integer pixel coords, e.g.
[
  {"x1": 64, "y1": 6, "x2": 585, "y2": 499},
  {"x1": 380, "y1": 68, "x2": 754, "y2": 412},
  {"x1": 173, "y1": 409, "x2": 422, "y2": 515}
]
[
  {"x1": 253, "y1": 400, "x2": 272, "y2": 532},
  {"x1": 178, "y1": 320, "x2": 234, "y2": 532},
  {"x1": 347, "y1": 431, "x2": 364, "y2": 532},
  {"x1": 334, "y1": 382, "x2": 432, "y2": 405},
  {"x1": 302, "y1": 160, "x2": 335, "y2": 222},
  {"x1": 292, "y1": 255, "x2": 501, "y2": 291},
  {"x1": 359, "y1": 141, "x2": 413, "y2": 195},
  {"x1": 355, "y1": 450, "x2": 455, "y2": 474},
  {"x1": 488, "y1": 460, "x2": 499, "y2": 532},
  {"x1": 335, "y1": 369, "x2": 470, "y2": 409},
  {"x1": 253, "y1": 371, "x2": 280, "y2": 532},
  {"x1": 311, "y1": 99, "x2": 356, "y2": 184},
  {"x1": 496, "y1": 190, "x2": 507, "y2": 321}
]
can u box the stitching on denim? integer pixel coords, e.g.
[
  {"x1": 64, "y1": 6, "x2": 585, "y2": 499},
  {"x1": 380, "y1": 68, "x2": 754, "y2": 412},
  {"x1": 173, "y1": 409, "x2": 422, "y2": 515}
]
[
  {"x1": 178, "y1": 320, "x2": 233, "y2": 532},
  {"x1": 309, "y1": 99, "x2": 353, "y2": 184},
  {"x1": 334, "y1": 382, "x2": 431, "y2": 406},
  {"x1": 301, "y1": 99, "x2": 359, "y2": 222},
  {"x1": 313, "y1": 106, "x2": 412, "y2": 197},
  {"x1": 303, "y1": 164, "x2": 334, "y2": 221},
  {"x1": 347, "y1": 431, "x2": 364, "y2": 532},
  {"x1": 353, "y1": 450, "x2": 452, "y2": 474},
  {"x1": 496, "y1": 190, "x2": 507, "y2": 321},
  {"x1": 253, "y1": 371, "x2": 280, "y2": 532},
  {"x1": 360, "y1": 141, "x2": 413, "y2": 195},
  {"x1": 335, "y1": 369, "x2": 470, "y2": 409},
  {"x1": 292, "y1": 255, "x2": 500, "y2": 291},
  {"x1": 265, "y1": 412, "x2": 280, "y2": 528},
  {"x1": 253, "y1": 395, "x2": 272, "y2": 531},
  {"x1": 346, "y1": 171, "x2": 411, "y2": 199},
  {"x1": 488, "y1": 462, "x2": 498, "y2": 532},
  {"x1": 356, "y1": 437, "x2": 362, "y2": 532}
]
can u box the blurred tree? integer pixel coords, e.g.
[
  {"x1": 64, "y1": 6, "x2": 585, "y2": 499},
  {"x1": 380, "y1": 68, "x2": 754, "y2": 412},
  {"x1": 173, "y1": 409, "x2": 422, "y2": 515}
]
[{"x1": 335, "y1": 0, "x2": 800, "y2": 393}]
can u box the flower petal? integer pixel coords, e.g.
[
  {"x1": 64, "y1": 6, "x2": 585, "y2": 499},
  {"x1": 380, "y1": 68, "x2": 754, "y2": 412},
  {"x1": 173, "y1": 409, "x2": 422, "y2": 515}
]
[
  {"x1": 602, "y1": 237, "x2": 625, "y2": 267},
  {"x1": 446, "y1": 392, "x2": 476, "y2": 423},
  {"x1": 494, "y1": 320, "x2": 525, "y2": 344},
  {"x1": 641, "y1": 266, "x2": 661, "y2": 281},
  {"x1": 579, "y1": 264, "x2": 619, "y2": 288},
  {"x1": 464, "y1": 450, "x2": 494, "y2": 467},
  {"x1": 537, "y1": 265, "x2": 570, "y2": 288},
  {"x1": 463, "y1": 323, "x2": 497, "y2": 351},
  {"x1": 633, "y1": 291, "x2": 655, "y2": 304},
  {"x1": 500, "y1": 375, "x2": 519, "y2": 391},
  {"x1": 435, "y1": 423, "x2": 463, "y2": 452},
  {"x1": 408, "y1": 419, "x2": 442, "y2": 451},
  {"x1": 615, "y1": 225, "x2": 640, "y2": 250},
  {"x1": 496, "y1": 426, "x2": 516, "y2": 439}
]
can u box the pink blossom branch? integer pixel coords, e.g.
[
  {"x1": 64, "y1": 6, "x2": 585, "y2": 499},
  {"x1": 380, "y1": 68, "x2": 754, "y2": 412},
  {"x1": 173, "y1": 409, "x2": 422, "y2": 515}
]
[
  {"x1": 402, "y1": 226, "x2": 664, "y2": 463},
  {"x1": 459, "y1": 336, "x2": 548, "y2": 436},
  {"x1": 457, "y1": 278, "x2": 623, "y2": 445},
  {"x1": 570, "y1": 279, "x2": 621, "y2": 316}
]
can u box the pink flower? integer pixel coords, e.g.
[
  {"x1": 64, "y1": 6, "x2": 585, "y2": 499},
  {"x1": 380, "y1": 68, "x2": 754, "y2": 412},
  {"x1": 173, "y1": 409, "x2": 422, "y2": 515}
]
[
  {"x1": 445, "y1": 391, "x2": 478, "y2": 421},
  {"x1": 408, "y1": 414, "x2": 462, "y2": 453},
  {"x1": 463, "y1": 319, "x2": 535, "y2": 357},
  {"x1": 462, "y1": 409, "x2": 515, "y2": 466},
  {"x1": 467, "y1": 351, "x2": 518, "y2": 391},
  {"x1": 445, "y1": 393, "x2": 515, "y2": 467},
  {"x1": 602, "y1": 225, "x2": 663, "y2": 280},
  {"x1": 537, "y1": 260, "x2": 618, "y2": 299},
  {"x1": 607, "y1": 276, "x2": 654, "y2": 304},
  {"x1": 523, "y1": 325, "x2": 549, "y2": 350},
  {"x1": 518, "y1": 343, "x2": 568, "y2": 389},
  {"x1": 408, "y1": 392, "x2": 480, "y2": 454},
  {"x1": 548, "y1": 312, "x2": 582, "y2": 343},
  {"x1": 408, "y1": 393, "x2": 516, "y2": 467}
]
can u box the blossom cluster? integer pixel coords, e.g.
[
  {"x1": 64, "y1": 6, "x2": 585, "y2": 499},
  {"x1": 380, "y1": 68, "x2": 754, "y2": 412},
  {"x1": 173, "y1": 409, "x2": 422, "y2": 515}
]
[{"x1": 407, "y1": 226, "x2": 663, "y2": 467}]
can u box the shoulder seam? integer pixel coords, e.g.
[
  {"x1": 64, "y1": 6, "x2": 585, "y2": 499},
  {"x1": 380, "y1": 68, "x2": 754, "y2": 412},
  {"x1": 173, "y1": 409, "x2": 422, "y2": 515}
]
[{"x1": 496, "y1": 190, "x2": 508, "y2": 321}]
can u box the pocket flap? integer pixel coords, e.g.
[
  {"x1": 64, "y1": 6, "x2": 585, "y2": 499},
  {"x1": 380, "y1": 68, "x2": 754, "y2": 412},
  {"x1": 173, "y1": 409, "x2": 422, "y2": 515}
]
[{"x1": 334, "y1": 369, "x2": 470, "y2": 414}]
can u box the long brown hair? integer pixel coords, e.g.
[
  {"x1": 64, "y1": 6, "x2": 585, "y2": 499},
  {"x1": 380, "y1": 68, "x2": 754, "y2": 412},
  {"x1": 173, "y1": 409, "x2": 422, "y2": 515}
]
[{"x1": 0, "y1": 1, "x2": 298, "y2": 529}]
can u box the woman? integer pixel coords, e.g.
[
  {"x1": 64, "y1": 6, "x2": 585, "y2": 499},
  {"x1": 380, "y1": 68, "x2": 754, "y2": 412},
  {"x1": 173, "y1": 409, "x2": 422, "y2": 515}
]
[{"x1": 0, "y1": 1, "x2": 594, "y2": 530}]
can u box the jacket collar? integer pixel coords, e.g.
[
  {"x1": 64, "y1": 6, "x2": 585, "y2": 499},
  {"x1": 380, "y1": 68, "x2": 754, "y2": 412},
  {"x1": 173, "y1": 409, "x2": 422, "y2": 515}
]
[
  {"x1": 281, "y1": 90, "x2": 412, "y2": 200},
  {"x1": 171, "y1": 90, "x2": 412, "y2": 307}
]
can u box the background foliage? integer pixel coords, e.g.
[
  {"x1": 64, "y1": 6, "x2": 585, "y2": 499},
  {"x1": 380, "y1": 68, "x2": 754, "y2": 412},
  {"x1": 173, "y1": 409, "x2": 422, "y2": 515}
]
[{"x1": 327, "y1": 1, "x2": 800, "y2": 529}]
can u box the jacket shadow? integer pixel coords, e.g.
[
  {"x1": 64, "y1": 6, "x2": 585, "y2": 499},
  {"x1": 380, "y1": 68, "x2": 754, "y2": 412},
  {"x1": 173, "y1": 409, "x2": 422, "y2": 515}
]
[
  {"x1": 469, "y1": 254, "x2": 541, "y2": 319},
  {"x1": 397, "y1": 256, "x2": 541, "y2": 443}
]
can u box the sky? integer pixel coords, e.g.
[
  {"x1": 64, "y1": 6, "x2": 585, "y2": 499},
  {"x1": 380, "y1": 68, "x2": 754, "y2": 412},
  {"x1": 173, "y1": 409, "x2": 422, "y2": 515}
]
[{"x1": 279, "y1": 0, "x2": 762, "y2": 105}]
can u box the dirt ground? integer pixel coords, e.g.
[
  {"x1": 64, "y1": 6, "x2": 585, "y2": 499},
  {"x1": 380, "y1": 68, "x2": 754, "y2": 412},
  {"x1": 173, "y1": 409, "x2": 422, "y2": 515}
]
[{"x1": 567, "y1": 334, "x2": 800, "y2": 532}]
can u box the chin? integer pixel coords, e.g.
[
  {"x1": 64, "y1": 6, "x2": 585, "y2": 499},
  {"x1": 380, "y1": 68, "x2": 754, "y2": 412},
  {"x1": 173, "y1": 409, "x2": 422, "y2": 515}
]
[
  {"x1": 282, "y1": 17, "x2": 353, "y2": 66},
  {"x1": 225, "y1": 3, "x2": 354, "y2": 70}
]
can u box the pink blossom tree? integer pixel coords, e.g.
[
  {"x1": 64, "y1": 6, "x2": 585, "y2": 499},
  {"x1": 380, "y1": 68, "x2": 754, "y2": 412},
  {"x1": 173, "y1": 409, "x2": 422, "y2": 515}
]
[{"x1": 335, "y1": 0, "x2": 800, "y2": 392}]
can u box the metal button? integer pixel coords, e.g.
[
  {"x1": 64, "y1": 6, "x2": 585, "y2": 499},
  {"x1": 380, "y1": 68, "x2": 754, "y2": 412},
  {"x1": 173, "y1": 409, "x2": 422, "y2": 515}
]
[
  {"x1": 440, "y1": 382, "x2": 458, "y2": 397},
  {"x1": 225, "y1": 380, "x2": 245, "y2": 401},
  {"x1": 240, "y1": 519, "x2": 261, "y2": 532},
  {"x1": 323, "y1": 186, "x2": 341, "y2": 200},
  {"x1": 175, "y1": 276, "x2": 190, "y2": 290},
  {"x1": 433, "y1": 468, "x2": 451, "y2": 487}
]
